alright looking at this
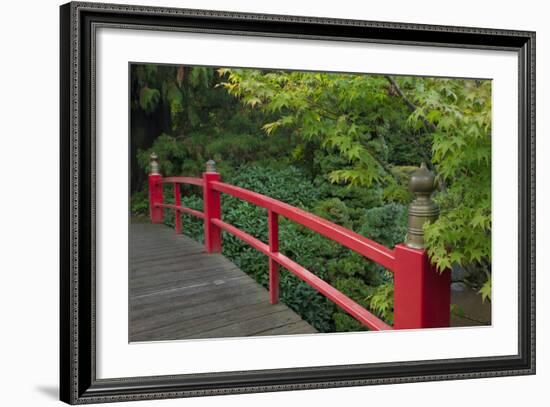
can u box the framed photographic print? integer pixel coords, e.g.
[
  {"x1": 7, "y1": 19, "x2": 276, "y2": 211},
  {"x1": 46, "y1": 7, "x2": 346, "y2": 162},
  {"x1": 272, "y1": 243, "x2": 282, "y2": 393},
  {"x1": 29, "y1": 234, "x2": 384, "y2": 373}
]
[{"x1": 60, "y1": 1, "x2": 535, "y2": 404}]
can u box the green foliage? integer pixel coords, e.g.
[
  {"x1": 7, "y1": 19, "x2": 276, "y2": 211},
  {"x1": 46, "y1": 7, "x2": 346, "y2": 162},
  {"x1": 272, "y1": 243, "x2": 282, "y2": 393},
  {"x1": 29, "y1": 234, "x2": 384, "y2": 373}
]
[
  {"x1": 139, "y1": 87, "x2": 160, "y2": 113},
  {"x1": 206, "y1": 133, "x2": 268, "y2": 162},
  {"x1": 220, "y1": 69, "x2": 416, "y2": 195},
  {"x1": 358, "y1": 203, "x2": 408, "y2": 248},
  {"x1": 136, "y1": 133, "x2": 189, "y2": 176},
  {"x1": 331, "y1": 281, "x2": 394, "y2": 331},
  {"x1": 313, "y1": 198, "x2": 352, "y2": 229},
  {"x1": 368, "y1": 283, "x2": 394, "y2": 323},
  {"x1": 222, "y1": 68, "x2": 491, "y2": 298},
  {"x1": 332, "y1": 278, "x2": 372, "y2": 332},
  {"x1": 478, "y1": 278, "x2": 492, "y2": 303},
  {"x1": 322, "y1": 203, "x2": 407, "y2": 331},
  {"x1": 172, "y1": 194, "x2": 205, "y2": 243},
  {"x1": 312, "y1": 152, "x2": 386, "y2": 209},
  {"x1": 130, "y1": 190, "x2": 149, "y2": 216},
  {"x1": 131, "y1": 65, "x2": 217, "y2": 135},
  {"x1": 399, "y1": 78, "x2": 492, "y2": 293},
  {"x1": 131, "y1": 67, "x2": 293, "y2": 190}
]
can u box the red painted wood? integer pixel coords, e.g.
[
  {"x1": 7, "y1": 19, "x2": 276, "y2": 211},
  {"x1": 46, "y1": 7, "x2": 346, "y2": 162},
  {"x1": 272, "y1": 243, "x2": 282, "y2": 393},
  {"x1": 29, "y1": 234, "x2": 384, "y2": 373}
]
[
  {"x1": 273, "y1": 252, "x2": 392, "y2": 331},
  {"x1": 157, "y1": 204, "x2": 205, "y2": 219},
  {"x1": 211, "y1": 218, "x2": 392, "y2": 331},
  {"x1": 422, "y1": 258, "x2": 451, "y2": 328},
  {"x1": 393, "y1": 244, "x2": 451, "y2": 329},
  {"x1": 211, "y1": 181, "x2": 396, "y2": 270},
  {"x1": 268, "y1": 211, "x2": 279, "y2": 305},
  {"x1": 203, "y1": 172, "x2": 222, "y2": 253},
  {"x1": 174, "y1": 183, "x2": 181, "y2": 234},
  {"x1": 212, "y1": 218, "x2": 269, "y2": 254},
  {"x1": 152, "y1": 171, "x2": 450, "y2": 331},
  {"x1": 161, "y1": 176, "x2": 204, "y2": 186},
  {"x1": 179, "y1": 206, "x2": 204, "y2": 220},
  {"x1": 148, "y1": 174, "x2": 163, "y2": 224}
]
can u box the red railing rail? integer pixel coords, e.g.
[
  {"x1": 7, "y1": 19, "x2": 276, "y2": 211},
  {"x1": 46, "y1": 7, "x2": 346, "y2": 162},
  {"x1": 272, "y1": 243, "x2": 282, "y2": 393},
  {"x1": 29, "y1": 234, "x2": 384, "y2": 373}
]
[{"x1": 148, "y1": 155, "x2": 451, "y2": 331}]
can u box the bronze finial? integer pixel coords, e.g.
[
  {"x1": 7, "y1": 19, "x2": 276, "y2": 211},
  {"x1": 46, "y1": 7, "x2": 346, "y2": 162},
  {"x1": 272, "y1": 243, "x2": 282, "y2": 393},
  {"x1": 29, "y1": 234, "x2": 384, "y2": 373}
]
[
  {"x1": 149, "y1": 152, "x2": 160, "y2": 175},
  {"x1": 405, "y1": 162, "x2": 439, "y2": 249},
  {"x1": 206, "y1": 159, "x2": 216, "y2": 173}
]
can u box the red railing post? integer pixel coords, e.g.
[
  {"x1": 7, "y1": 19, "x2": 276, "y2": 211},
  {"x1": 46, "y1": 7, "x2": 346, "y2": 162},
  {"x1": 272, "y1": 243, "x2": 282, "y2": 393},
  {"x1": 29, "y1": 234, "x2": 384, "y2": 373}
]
[
  {"x1": 393, "y1": 245, "x2": 451, "y2": 329},
  {"x1": 174, "y1": 183, "x2": 181, "y2": 234},
  {"x1": 393, "y1": 163, "x2": 451, "y2": 329},
  {"x1": 148, "y1": 153, "x2": 164, "y2": 224},
  {"x1": 268, "y1": 210, "x2": 279, "y2": 304},
  {"x1": 203, "y1": 160, "x2": 222, "y2": 253}
]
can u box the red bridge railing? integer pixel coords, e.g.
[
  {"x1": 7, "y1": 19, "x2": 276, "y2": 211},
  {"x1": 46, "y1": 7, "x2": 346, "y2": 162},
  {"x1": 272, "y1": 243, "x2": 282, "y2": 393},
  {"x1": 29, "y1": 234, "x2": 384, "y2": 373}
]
[{"x1": 148, "y1": 155, "x2": 451, "y2": 331}]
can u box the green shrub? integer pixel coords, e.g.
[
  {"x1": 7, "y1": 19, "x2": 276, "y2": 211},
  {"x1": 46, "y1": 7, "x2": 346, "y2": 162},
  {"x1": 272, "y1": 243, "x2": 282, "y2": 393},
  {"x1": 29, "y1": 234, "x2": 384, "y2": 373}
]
[
  {"x1": 313, "y1": 198, "x2": 352, "y2": 229},
  {"x1": 358, "y1": 202, "x2": 407, "y2": 248},
  {"x1": 130, "y1": 190, "x2": 149, "y2": 217}
]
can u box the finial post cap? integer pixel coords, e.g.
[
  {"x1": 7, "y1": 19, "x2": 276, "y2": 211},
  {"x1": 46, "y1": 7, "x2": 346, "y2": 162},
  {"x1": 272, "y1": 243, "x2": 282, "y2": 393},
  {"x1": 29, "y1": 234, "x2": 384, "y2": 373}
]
[
  {"x1": 405, "y1": 163, "x2": 439, "y2": 249},
  {"x1": 206, "y1": 159, "x2": 217, "y2": 173},
  {"x1": 409, "y1": 162, "x2": 436, "y2": 195},
  {"x1": 149, "y1": 152, "x2": 160, "y2": 175}
]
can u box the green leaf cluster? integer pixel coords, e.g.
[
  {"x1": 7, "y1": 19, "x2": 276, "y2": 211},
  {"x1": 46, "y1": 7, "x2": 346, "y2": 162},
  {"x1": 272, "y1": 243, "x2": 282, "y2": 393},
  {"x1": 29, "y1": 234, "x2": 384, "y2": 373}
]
[
  {"x1": 220, "y1": 69, "x2": 424, "y2": 196},
  {"x1": 222, "y1": 68, "x2": 492, "y2": 300},
  {"x1": 400, "y1": 78, "x2": 492, "y2": 297}
]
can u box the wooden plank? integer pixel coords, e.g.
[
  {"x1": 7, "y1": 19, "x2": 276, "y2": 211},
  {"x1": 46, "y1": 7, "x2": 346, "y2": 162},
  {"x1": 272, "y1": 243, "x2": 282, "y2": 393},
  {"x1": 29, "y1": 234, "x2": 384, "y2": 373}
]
[
  {"x1": 130, "y1": 243, "x2": 204, "y2": 256},
  {"x1": 131, "y1": 263, "x2": 242, "y2": 288},
  {"x1": 130, "y1": 279, "x2": 263, "y2": 315},
  {"x1": 131, "y1": 275, "x2": 254, "y2": 305},
  {"x1": 179, "y1": 309, "x2": 303, "y2": 339},
  {"x1": 131, "y1": 253, "x2": 233, "y2": 271},
  {"x1": 253, "y1": 320, "x2": 318, "y2": 336},
  {"x1": 132, "y1": 301, "x2": 292, "y2": 341},
  {"x1": 131, "y1": 269, "x2": 244, "y2": 294},
  {"x1": 129, "y1": 222, "x2": 317, "y2": 341},
  {"x1": 130, "y1": 292, "x2": 271, "y2": 337},
  {"x1": 130, "y1": 283, "x2": 265, "y2": 324}
]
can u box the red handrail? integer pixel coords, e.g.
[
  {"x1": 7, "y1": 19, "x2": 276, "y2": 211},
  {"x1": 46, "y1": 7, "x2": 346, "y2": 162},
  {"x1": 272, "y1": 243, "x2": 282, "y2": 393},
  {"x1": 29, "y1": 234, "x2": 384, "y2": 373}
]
[
  {"x1": 161, "y1": 176, "x2": 204, "y2": 186},
  {"x1": 211, "y1": 181, "x2": 396, "y2": 271},
  {"x1": 211, "y1": 218, "x2": 391, "y2": 330},
  {"x1": 147, "y1": 163, "x2": 451, "y2": 331},
  {"x1": 156, "y1": 203, "x2": 205, "y2": 220},
  {"x1": 152, "y1": 174, "x2": 392, "y2": 330},
  {"x1": 151, "y1": 177, "x2": 206, "y2": 234}
]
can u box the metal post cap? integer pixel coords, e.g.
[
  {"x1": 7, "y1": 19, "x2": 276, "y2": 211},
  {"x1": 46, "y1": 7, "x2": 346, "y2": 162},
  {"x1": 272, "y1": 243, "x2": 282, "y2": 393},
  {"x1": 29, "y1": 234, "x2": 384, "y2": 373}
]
[
  {"x1": 409, "y1": 162, "x2": 436, "y2": 194},
  {"x1": 206, "y1": 159, "x2": 216, "y2": 172},
  {"x1": 405, "y1": 163, "x2": 439, "y2": 249},
  {"x1": 149, "y1": 152, "x2": 160, "y2": 174}
]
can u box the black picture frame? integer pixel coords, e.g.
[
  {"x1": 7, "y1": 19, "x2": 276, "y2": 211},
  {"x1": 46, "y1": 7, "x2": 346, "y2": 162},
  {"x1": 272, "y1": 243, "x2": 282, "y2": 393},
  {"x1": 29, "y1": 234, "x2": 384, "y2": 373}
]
[{"x1": 60, "y1": 1, "x2": 536, "y2": 404}]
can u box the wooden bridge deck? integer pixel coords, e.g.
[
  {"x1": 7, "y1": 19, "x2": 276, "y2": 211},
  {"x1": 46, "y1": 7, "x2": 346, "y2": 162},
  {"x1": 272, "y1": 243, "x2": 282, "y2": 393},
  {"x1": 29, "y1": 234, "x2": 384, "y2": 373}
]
[{"x1": 129, "y1": 222, "x2": 317, "y2": 342}]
